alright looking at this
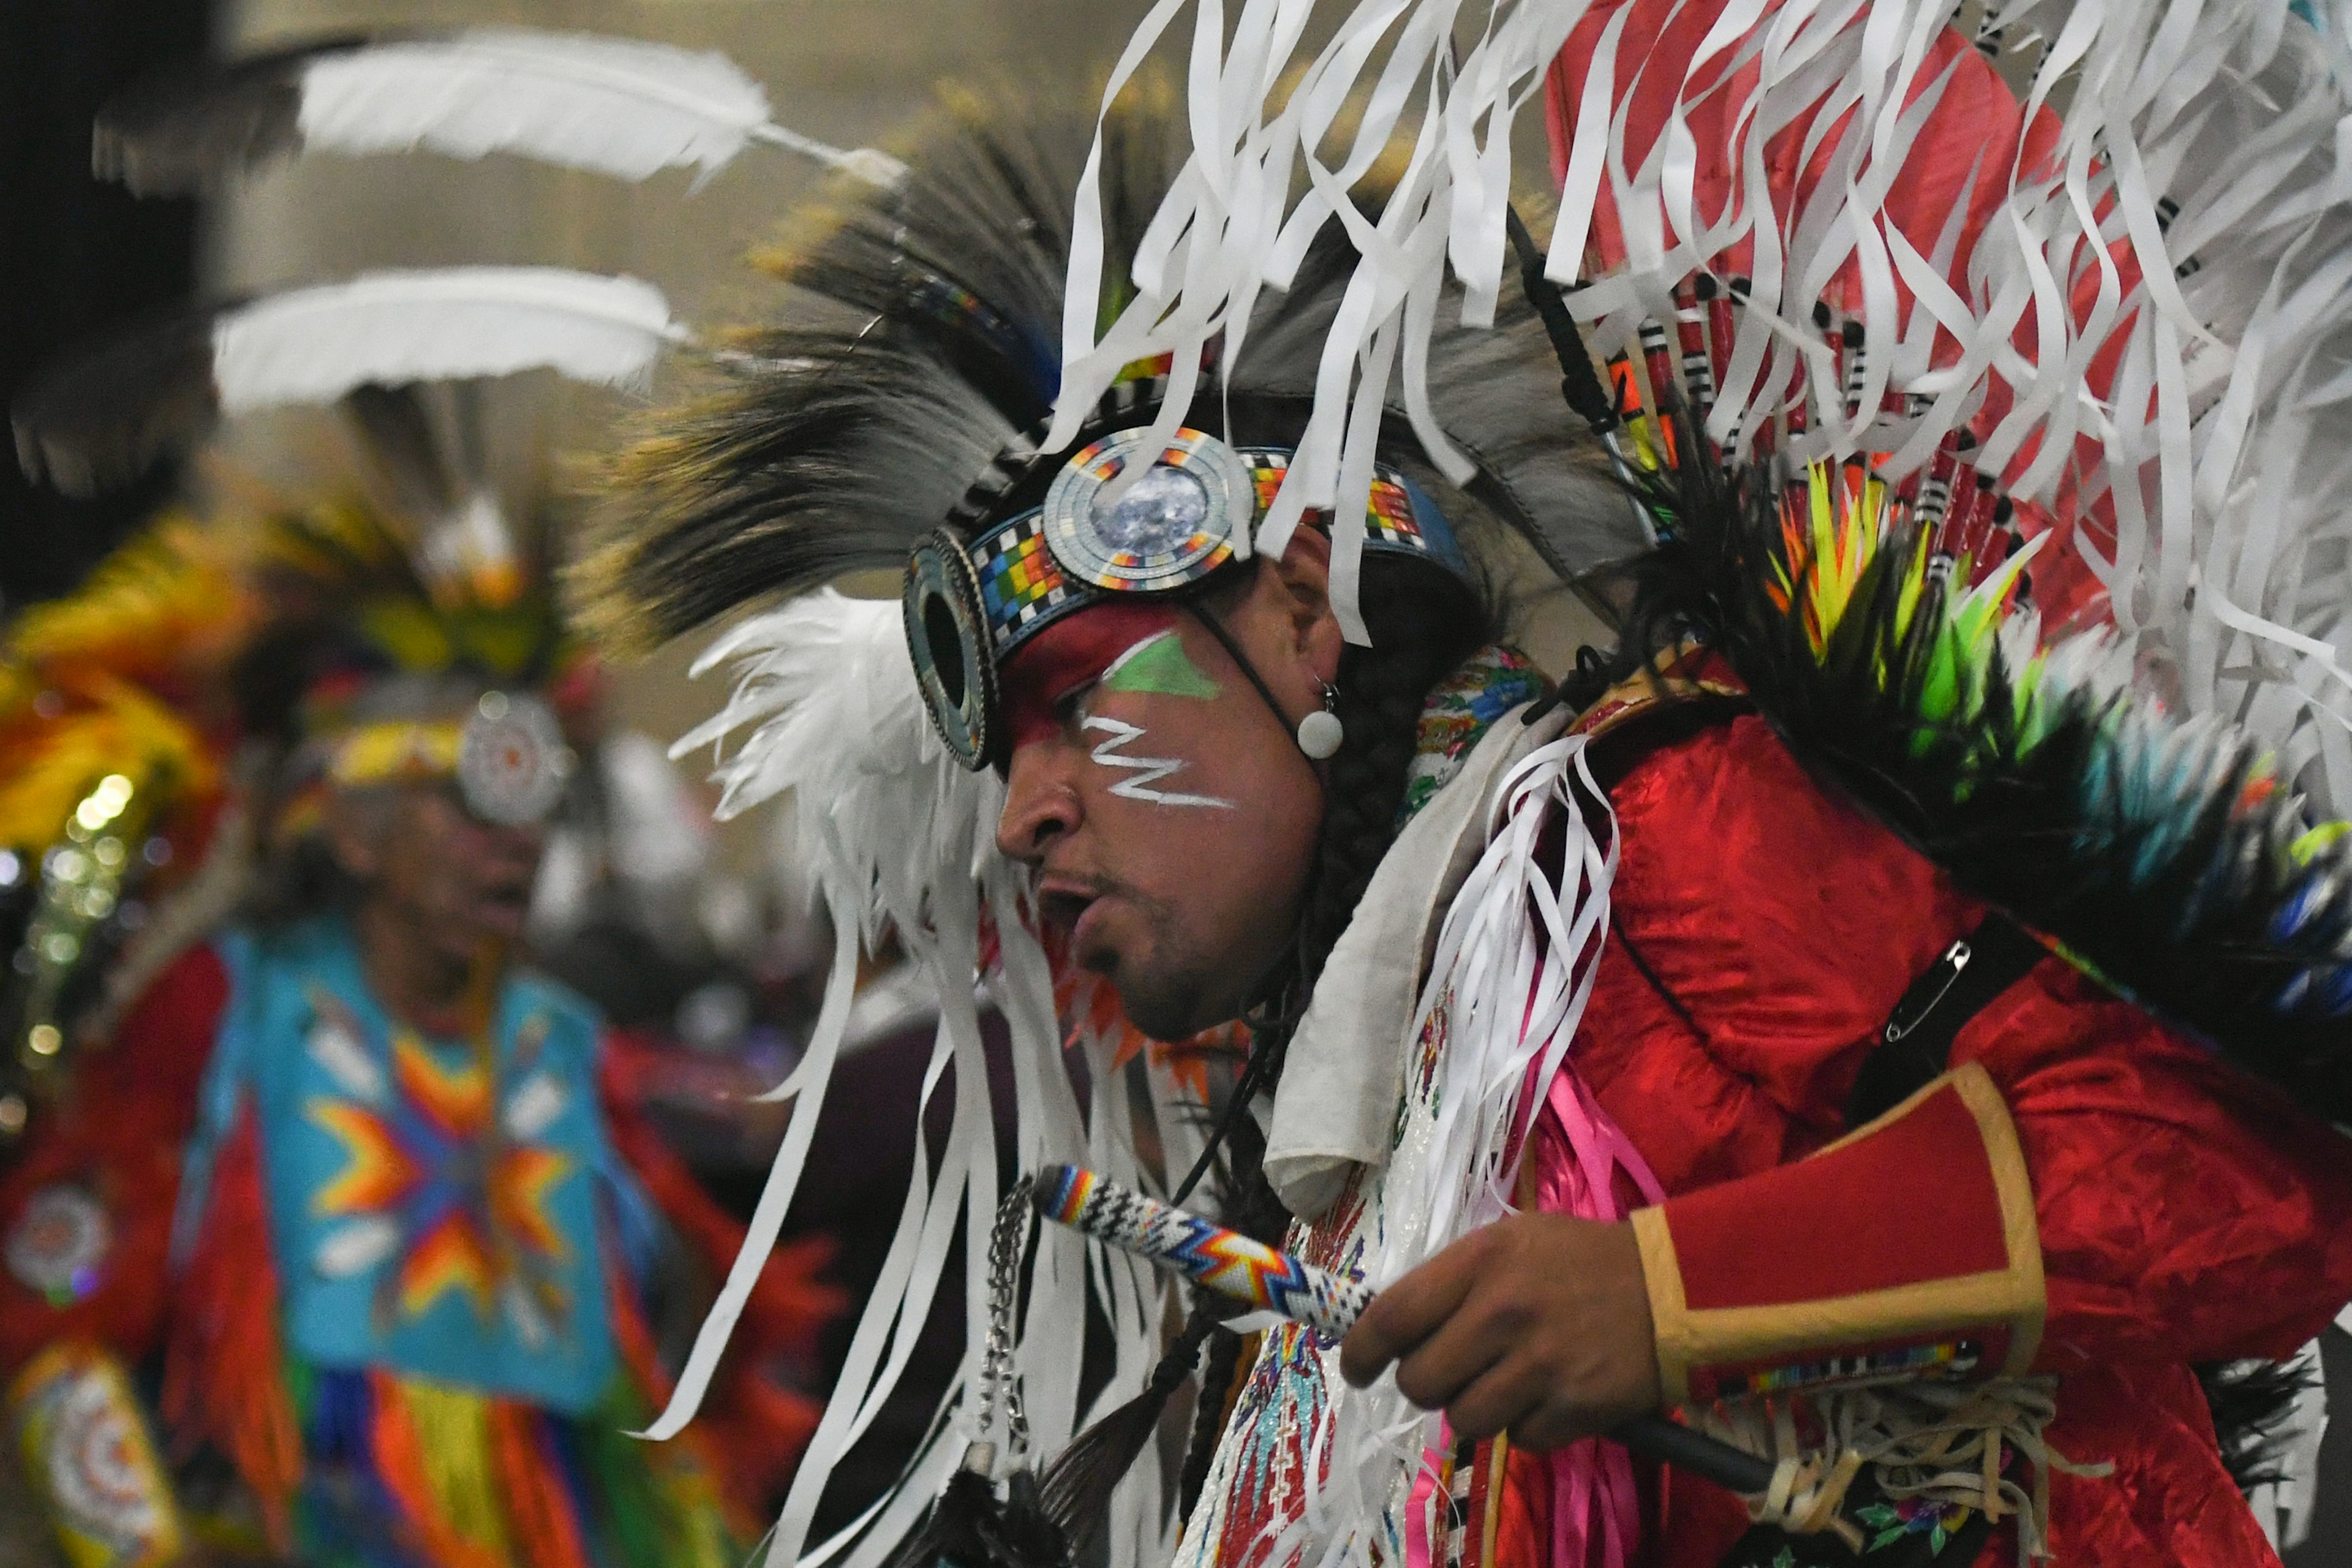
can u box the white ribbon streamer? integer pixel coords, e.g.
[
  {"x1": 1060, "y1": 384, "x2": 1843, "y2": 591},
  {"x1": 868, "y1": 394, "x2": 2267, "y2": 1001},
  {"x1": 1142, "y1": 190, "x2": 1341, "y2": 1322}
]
[{"x1": 1062, "y1": 0, "x2": 2352, "y2": 814}]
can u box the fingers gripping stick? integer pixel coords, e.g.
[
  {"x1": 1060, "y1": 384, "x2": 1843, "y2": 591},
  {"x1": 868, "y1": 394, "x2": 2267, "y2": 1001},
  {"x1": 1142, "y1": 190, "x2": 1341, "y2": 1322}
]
[{"x1": 1029, "y1": 1165, "x2": 1777, "y2": 1498}]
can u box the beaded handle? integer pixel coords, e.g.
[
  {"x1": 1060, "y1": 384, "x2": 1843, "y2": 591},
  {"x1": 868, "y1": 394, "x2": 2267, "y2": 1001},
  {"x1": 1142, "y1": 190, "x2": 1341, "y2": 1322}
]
[{"x1": 1033, "y1": 1163, "x2": 1370, "y2": 1336}]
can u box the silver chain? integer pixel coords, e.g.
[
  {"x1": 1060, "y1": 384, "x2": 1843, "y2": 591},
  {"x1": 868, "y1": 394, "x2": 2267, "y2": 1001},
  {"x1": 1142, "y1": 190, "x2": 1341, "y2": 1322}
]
[{"x1": 974, "y1": 1175, "x2": 1034, "y2": 1460}]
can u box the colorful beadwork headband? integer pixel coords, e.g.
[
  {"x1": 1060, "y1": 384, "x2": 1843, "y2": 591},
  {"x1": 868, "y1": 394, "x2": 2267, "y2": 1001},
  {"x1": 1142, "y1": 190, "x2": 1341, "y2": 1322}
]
[
  {"x1": 321, "y1": 691, "x2": 575, "y2": 826},
  {"x1": 904, "y1": 427, "x2": 1468, "y2": 770}
]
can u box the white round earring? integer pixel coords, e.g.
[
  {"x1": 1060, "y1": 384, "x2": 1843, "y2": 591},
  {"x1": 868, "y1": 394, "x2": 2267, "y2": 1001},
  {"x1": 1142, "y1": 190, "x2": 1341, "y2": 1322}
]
[{"x1": 1296, "y1": 681, "x2": 1344, "y2": 760}]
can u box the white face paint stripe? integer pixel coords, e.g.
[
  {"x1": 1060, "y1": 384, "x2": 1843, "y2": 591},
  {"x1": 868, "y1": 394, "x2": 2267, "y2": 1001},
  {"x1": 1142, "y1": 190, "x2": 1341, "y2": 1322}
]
[{"x1": 1080, "y1": 715, "x2": 1235, "y2": 810}]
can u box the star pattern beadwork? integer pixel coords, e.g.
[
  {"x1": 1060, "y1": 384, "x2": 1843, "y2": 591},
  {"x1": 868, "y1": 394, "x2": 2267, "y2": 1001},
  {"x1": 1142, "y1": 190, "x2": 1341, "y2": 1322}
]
[{"x1": 303, "y1": 992, "x2": 575, "y2": 1343}]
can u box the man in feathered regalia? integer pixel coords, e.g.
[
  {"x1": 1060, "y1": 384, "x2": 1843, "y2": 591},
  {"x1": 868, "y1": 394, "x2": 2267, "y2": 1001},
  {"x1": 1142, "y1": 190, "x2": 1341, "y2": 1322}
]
[
  {"x1": 0, "y1": 456, "x2": 838, "y2": 1568},
  {"x1": 15, "y1": 2, "x2": 2352, "y2": 1565},
  {"x1": 573, "y1": 20, "x2": 2352, "y2": 1568}
]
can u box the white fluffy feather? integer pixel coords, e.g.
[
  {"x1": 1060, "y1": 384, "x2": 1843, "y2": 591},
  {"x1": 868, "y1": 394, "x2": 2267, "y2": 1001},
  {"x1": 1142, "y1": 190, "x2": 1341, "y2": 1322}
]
[
  {"x1": 296, "y1": 28, "x2": 907, "y2": 187},
  {"x1": 670, "y1": 590, "x2": 1004, "y2": 943},
  {"x1": 211, "y1": 267, "x2": 683, "y2": 416}
]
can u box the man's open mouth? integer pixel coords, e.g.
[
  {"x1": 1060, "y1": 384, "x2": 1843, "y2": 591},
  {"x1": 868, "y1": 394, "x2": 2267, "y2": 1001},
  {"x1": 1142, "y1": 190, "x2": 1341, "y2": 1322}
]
[{"x1": 1038, "y1": 886, "x2": 1096, "y2": 936}]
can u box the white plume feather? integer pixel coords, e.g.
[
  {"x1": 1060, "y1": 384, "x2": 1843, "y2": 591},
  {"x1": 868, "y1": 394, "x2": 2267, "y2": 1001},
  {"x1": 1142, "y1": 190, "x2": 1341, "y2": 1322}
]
[
  {"x1": 211, "y1": 267, "x2": 683, "y2": 417},
  {"x1": 294, "y1": 28, "x2": 907, "y2": 188},
  {"x1": 668, "y1": 589, "x2": 1003, "y2": 941}
]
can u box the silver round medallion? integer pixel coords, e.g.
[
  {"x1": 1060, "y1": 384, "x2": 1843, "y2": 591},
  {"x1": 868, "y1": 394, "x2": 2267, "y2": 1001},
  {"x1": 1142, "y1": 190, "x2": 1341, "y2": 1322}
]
[
  {"x1": 458, "y1": 692, "x2": 574, "y2": 825},
  {"x1": 45, "y1": 1371, "x2": 160, "y2": 1532},
  {"x1": 6, "y1": 1185, "x2": 111, "y2": 1302},
  {"x1": 1039, "y1": 427, "x2": 1245, "y2": 592}
]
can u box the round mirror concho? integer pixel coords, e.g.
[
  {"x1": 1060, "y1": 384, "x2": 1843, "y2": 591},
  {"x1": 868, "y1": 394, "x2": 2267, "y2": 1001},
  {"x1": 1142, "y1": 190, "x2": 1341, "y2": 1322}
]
[
  {"x1": 458, "y1": 692, "x2": 573, "y2": 825},
  {"x1": 905, "y1": 529, "x2": 999, "y2": 771},
  {"x1": 1039, "y1": 427, "x2": 1248, "y2": 592}
]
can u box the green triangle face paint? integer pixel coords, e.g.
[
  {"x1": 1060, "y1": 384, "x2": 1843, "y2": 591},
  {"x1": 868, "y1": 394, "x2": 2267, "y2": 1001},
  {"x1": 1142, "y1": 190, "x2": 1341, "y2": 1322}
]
[{"x1": 1098, "y1": 630, "x2": 1221, "y2": 700}]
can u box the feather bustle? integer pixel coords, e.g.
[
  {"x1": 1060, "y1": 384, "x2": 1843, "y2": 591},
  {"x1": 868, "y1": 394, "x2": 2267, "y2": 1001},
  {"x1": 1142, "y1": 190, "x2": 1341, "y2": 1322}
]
[
  {"x1": 577, "y1": 82, "x2": 1630, "y2": 654},
  {"x1": 1624, "y1": 460, "x2": 2352, "y2": 1124}
]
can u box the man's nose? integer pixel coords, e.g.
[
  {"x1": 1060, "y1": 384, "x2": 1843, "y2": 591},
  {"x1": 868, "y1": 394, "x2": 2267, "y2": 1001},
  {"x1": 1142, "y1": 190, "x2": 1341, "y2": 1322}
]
[{"x1": 995, "y1": 746, "x2": 1084, "y2": 862}]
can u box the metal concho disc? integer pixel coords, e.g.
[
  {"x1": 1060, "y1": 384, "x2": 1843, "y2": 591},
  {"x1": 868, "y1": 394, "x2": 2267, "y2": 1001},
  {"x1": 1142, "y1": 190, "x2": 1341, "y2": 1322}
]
[
  {"x1": 905, "y1": 529, "x2": 998, "y2": 771},
  {"x1": 1040, "y1": 427, "x2": 1244, "y2": 592},
  {"x1": 458, "y1": 692, "x2": 573, "y2": 825},
  {"x1": 6, "y1": 1185, "x2": 111, "y2": 1302}
]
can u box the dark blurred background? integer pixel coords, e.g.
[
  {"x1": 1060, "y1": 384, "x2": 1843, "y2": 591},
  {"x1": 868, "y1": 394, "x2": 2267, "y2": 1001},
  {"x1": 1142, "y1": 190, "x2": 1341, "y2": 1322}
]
[{"x1": 0, "y1": 0, "x2": 207, "y2": 605}]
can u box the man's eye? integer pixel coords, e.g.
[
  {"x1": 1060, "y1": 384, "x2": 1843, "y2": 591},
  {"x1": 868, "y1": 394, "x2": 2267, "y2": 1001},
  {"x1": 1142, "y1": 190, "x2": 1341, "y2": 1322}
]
[{"x1": 1054, "y1": 682, "x2": 1098, "y2": 729}]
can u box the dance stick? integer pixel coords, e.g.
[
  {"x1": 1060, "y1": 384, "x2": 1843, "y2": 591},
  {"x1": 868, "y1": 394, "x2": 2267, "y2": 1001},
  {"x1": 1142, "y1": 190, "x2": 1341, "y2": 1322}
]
[
  {"x1": 1035, "y1": 1163, "x2": 1372, "y2": 1335},
  {"x1": 1030, "y1": 1164, "x2": 1777, "y2": 1498}
]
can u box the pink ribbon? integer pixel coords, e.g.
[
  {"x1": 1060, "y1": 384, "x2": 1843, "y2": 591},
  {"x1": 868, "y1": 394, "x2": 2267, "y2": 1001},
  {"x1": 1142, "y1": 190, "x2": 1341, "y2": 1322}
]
[
  {"x1": 1405, "y1": 1063, "x2": 1665, "y2": 1568},
  {"x1": 1534, "y1": 1065, "x2": 1665, "y2": 1568}
]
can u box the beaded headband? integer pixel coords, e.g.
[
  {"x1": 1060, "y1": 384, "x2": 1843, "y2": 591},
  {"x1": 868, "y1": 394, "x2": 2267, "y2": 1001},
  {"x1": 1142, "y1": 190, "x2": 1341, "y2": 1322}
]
[
  {"x1": 318, "y1": 691, "x2": 575, "y2": 826},
  {"x1": 903, "y1": 426, "x2": 1468, "y2": 771}
]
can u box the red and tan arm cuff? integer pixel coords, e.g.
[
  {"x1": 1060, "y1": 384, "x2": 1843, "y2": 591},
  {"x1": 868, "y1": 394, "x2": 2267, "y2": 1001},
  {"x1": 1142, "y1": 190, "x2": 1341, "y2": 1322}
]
[{"x1": 1630, "y1": 1063, "x2": 2044, "y2": 1408}]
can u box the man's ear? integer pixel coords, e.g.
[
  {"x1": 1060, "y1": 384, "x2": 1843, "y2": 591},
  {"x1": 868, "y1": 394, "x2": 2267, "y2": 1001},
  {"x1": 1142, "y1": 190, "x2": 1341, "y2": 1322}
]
[{"x1": 1266, "y1": 529, "x2": 1344, "y2": 679}]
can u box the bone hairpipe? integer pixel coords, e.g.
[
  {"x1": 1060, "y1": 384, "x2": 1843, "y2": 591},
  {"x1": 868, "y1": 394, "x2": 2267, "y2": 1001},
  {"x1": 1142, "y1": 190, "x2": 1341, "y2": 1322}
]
[{"x1": 1029, "y1": 1163, "x2": 1781, "y2": 1499}]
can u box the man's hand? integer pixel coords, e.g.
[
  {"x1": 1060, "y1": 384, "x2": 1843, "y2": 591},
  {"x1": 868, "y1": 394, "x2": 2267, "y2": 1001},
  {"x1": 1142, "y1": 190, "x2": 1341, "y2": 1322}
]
[{"x1": 1337, "y1": 1213, "x2": 1660, "y2": 1450}]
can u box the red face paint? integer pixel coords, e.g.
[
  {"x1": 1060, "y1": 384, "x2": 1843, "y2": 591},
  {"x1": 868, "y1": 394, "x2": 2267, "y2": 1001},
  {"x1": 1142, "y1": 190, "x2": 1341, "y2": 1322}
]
[{"x1": 998, "y1": 603, "x2": 1183, "y2": 752}]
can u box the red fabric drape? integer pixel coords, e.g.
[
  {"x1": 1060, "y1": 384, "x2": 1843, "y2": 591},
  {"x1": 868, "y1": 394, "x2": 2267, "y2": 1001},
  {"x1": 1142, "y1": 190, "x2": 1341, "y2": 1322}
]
[{"x1": 1567, "y1": 714, "x2": 2352, "y2": 1566}]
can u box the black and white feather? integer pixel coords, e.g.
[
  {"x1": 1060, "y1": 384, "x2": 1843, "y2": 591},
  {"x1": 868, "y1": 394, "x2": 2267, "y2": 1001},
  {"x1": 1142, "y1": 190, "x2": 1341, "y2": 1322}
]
[
  {"x1": 92, "y1": 34, "x2": 369, "y2": 197},
  {"x1": 13, "y1": 267, "x2": 684, "y2": 497},
  {"x1": 93, "y1": 27, "x2": 906, "y2": 197},
  {"x1": 578, "y1": 84, "x2": 1637, "y2": 654},
  {"x1": 1620, "y1": 459, "x2": 2352, "y2": 1126}
]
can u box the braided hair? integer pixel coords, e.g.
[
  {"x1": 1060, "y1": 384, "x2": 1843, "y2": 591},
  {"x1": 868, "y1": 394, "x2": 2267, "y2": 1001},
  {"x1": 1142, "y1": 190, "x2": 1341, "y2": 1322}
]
[{"x1": 1273, "y1": 552, "x2": 1499, "y2": 1071}]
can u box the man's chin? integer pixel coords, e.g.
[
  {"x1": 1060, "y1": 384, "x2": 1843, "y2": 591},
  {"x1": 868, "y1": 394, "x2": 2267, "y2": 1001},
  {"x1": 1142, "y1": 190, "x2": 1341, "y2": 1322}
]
[
  {"x1": 1082, "y1": 902, "x2": 1268, "y2": 1041},
  {"x1": 1108, "y1": 967, "x2": 1238, "y2": 1044}
]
